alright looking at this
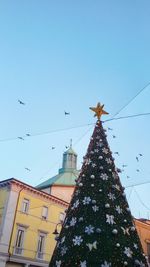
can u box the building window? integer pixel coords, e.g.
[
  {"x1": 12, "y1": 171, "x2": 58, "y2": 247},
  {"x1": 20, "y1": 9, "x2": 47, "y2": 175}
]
[
  {"x1": 59, "y1": 212, "x2": 65, "y2": 223},
  {"x1": 37, "y1": 233, "x2": 46, "y2": 259},
  {"x1": 41, "y1": 206, "x2": 48, "y2": 220},
  {"x1": 14, "y1": 227, "x2": 25, "y2": 255},
  {"x1": 22, "y1": 198, "x2": 29, "y2": 213}
]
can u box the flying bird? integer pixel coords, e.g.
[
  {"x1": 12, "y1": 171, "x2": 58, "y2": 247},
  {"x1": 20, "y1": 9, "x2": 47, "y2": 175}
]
[
  {"x1": 136, "y1": 169, "x2": 140, "y2": 172},
  {"x1": 18, "y1": 137, "x2": 24, "y2": 140},
  {"x1": 51, "y1": 146, "x2": 55, "y2": 150},
  {"x1": 25, "y1": 167, "x2": 31, "y2": 171},
  {"x1": 26, "y1": 133, "x2": 31, "y2": 137},
  {"x1": 122, "y1": 164, "x2": 127, "y2": 168},
  {"x1": 117, "y1": 168, "x2": 122, "y2": 173},
  {"x1": 112, "y1": 135, "x2": 116, "y2": 138},
  {"x1": 136, "y1": 156, "x2": 139, "y2": 162},
  {"x1": 114, "y1": 152, "x2": 119, "y2": 156},
  {"x1": 127, "y1": 176, "x2": 130, "y2": 179},
  {"x1": 108, "y1": 127, "x2": 113, "y2": 131},
  {"x1": 65, "y1": 146, "x2": 69, "y2": 149},
  {"x1": 18, "y1": 99, "x2": 25, "y2": 105},
  {"x1": 139, "y1": 153, "x2": 143, "y2": 157},
  {"x1": 64, "y1": 111, "x2": 70, "y2": 115}
]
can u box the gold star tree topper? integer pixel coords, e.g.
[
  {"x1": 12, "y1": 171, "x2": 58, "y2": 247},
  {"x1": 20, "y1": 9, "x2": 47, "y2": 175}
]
[{"x1": 89, "y1": 102, "x2": 109, "y2": 120}]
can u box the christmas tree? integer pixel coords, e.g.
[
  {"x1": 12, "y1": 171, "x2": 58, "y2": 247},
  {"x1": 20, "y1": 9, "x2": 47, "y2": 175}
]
[{"x1": 49, "y1": 103, "x2": 148, "y2": 267}]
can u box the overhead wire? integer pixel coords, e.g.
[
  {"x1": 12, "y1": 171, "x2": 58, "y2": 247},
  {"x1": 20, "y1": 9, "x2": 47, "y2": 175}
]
[
  {"x1": 0, "y1": 112, "x2": 150, "y2": 143},
  {"x1": 133, "y1": 187, "x2": 150, "y2": 212},
  {"x1": 111, "y1": 81, "x2": 150, "y2": 118}
]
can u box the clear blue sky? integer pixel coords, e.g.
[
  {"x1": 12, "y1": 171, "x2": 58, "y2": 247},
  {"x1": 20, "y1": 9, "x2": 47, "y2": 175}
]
[{"x1": 0, "y1": 0, "x2": 150, "y2": 218}]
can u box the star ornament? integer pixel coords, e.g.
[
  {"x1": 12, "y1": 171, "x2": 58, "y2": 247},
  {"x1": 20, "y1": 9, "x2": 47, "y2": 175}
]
[{"x1": 89, "y1": 102, "x2": 109, "y2": 120}]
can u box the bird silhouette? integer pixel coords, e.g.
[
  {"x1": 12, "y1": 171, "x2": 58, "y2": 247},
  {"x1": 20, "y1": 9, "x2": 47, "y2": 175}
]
[
  {"x1": 65, "y1": 146, "x2": 69, "y2": 149},
  {"x1": 117, "y1": 168, "x2": 122, "y2": 173},
  {"x1": 136, "y1": 169, "x2": 140, "y2": 172},
  {"x1": 108, "y1": 127, "x2": 113, "y2": 131},
  {"x1": 18, "y1": 137, "x2": 24, "y2": 140},
  {"x1": 64, "y1": 111, "x2": 70, "y2": 115},
  {"x1": 139, "y1": 153, "x2": 143, "y2": 156},
  {"x1": 26, "y1": 134, "x2": 30, "y2": 137},
  {"x1": 127, "y1": 176, "x2": 130, "y2": 179},
  {"x1": 122, "y1": 164, "x2": 127, "y2": 168},
  {"x1": 51, "y1": 146, "x2": 55, "y2": 150},
  {"x1": 18, "y1": 99, "x2": 25, "y2": 105},
  {"x1": 136, "y1": 156, "x2": 139, "y2": 162},
  {"x1": 114, "y1": 152, "x2": 119, "y2": 156},
  {"x1": 113, "y1": 135, "x2": 116, "y2": 138},
  {"x1": 25, "y1": 167, "x2": 31, "y2": 171}
]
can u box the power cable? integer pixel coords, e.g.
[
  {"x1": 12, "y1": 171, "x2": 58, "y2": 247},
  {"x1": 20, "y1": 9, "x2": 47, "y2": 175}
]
[
  {"x1": 133, "y1": 187, "x2": 150, "y2": 212},
  {"x1": 112, "y1": 81, "x2": 150, "y2": 118},
  {"x1": 0, "y1": 111, "x2": 150, "y2": 143},
  {"x1": 103, "y1": 112, "x2": 150, "y2": 123}
]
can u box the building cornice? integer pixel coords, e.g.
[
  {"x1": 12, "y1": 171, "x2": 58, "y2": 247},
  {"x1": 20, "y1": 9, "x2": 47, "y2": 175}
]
[{"x1": 0, "y1": 178, "x2": 68, "y2": 207}]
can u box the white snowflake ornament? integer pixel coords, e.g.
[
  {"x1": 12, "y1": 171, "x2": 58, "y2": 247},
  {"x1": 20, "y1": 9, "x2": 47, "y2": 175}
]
[
  {"x1": 83, "y1": 196, "x2": 91, "y2": 205},
  {"x1": 85, "y1": 225, "x2": 94, "y2": 235},
  {"x1": 56, "y1": 260, "x2": 61, "y2": 267},
  {"x1": 80, "y1": 260, "x2": 87, "y2": 267},
  {"x1": 101, "y1": 261, "x2": 112, "y2": 267},
  {"x1": 124, "y1": 247, "x2": 133, "y2": 258},
  {"x1": 73, "y1": 236, "x2": 83, "y2": 246},
  {"x1": 100, "y1": 173, "x2": 108, "y2": 181},
  {"x1": 70, "y1": 217, "x2": 77, "y2": 226},
  {"x1": 92, "y1": 205, "x2": 99, "y2": 212},
  {"x1": 108, "y1": 193, "x2": 116, "y2": 201}
]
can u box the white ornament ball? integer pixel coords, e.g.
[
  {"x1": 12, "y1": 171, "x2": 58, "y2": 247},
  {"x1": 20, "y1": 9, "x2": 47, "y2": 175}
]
[
  {"x1": 109, "y1": 169, "x2": 112, "y2": 172},
  {"x1": 91, "y1": 184, "x2": 94, "y2": 187},
  {"x1": 92, "y1": 200, "x2": 96, "y2": 204},
  {"x1": 112, "y1": 229, "x2": 118, "y2": 234},
  {"x1": 105, "y1": 203, "x2": 110, "y2": 208},
  {"x1": 100, "y1": 166, "x2": 103, "y2": 170},
  {"x1": 124, "y1": 262, "x2": 128, "y2": 266},
  {"x1": 96, "y1": 228, "x2": 101, "y2": 233},
  {"x1": 79, "y1": 183, "x2": 83, "y2": 187},
  {"x1": 131, "y1": 226, "x2": 136, "y2": 231},
  {"x1": 116, "y1": 243, "x2": 120, "y2": 247},
  {"x1": 124, "y1": 219, "x2": 127, "y2": 223},
  {"x1": 126, "y1": 207, "x2": 130, "y2": 212},
  {"x1": 99, "y1": 189, "x2": 102, "y2": 192},
  {"x1": 90, "y1": 175, "x2": 95, "y2": 179},
  {"x1": 99, "y1": 156, "x2": 103, "y2": 159}
]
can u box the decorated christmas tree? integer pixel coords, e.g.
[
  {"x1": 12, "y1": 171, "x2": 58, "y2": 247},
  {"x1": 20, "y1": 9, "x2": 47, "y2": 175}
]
[{"x1": 49, "y1": 103, "x2": 148, "y2": 267}]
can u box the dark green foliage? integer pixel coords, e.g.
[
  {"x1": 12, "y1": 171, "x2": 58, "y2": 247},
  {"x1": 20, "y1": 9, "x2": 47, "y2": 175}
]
[{"x1": 49, "y1": 121, "x2": 148, "y2": 267}]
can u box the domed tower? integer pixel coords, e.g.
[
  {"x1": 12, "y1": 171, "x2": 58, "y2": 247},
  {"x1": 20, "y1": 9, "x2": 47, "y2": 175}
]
[
  {"x1": 59, "y1": 139, "x2": 77, "y2": 173},
  {"x1": 36, "y1": 140, "x2": 79, "y2": 203}
]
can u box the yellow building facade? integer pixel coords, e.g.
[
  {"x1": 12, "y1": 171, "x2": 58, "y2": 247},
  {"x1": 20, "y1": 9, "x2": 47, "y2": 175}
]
[{"x1": 0, "y1": 178, "x2": 68, "y2": 267}]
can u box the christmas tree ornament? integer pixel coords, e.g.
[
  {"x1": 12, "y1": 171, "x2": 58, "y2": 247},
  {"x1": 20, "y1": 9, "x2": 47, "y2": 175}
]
[
  {"x1": 112, "y1": 229, "x2": 118, "y2": 234},
  {"x1": 49, "y1": 103, "x2": 148, "y2": 267}
]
